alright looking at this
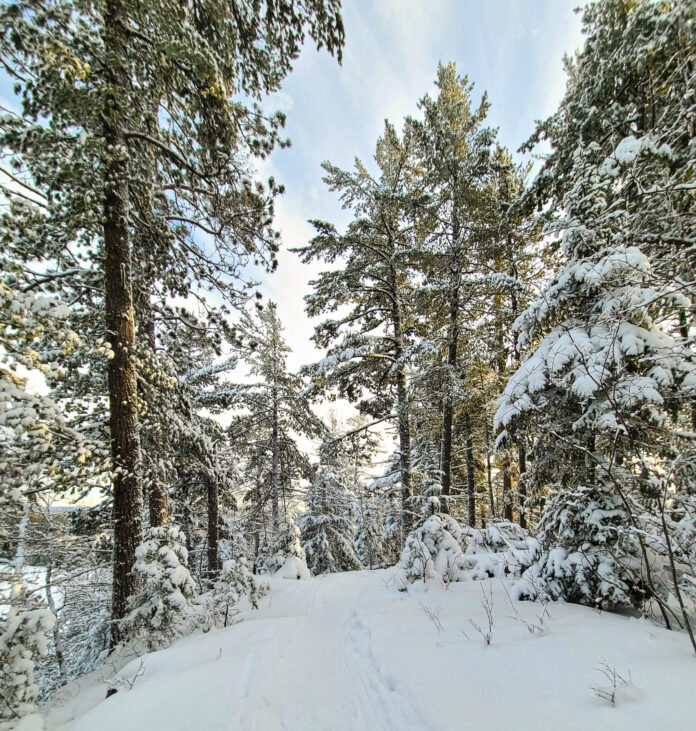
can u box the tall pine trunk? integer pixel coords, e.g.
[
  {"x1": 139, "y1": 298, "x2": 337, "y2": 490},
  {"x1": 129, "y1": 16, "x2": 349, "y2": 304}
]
[
  {"x1": 440, "y1": 219, "x2": 461, "y2": 509},
  {"x1": 207, "y1": 477, "x2": 220, "y2": 578},
  {"x1": 502, "y1": 469, "x2": 513, "y2": 522},
  {"x1": 134, "y1": 99, "x2": 167, "y2": 529},
  {"x1": 679, "y1": 311, "x2": 696, "y2": 431},
  {"x1": 517, "y1": 443, "x2": 527, "y2": 529},
  {"x1": 440, "y1": 284, "x2": 459, "y2": 512},
  {"x1": 463, "y1": 412, "x2": 476, "y2": 526},
  {"x1": 389, "y1": 267, "x2": 412, "y2": 541},
  {"x1": 484, "y1": 417, "x2": 495, "y2": 517},
  {"x1": 104, "y1": 0, "x2": 142, "y2": 643},
  {"x1": 136, "y1": 287, "x2": 167, "y2": 527},
  {"x1": 270, "y1": 385, "x2": 280, "y2": 532}
]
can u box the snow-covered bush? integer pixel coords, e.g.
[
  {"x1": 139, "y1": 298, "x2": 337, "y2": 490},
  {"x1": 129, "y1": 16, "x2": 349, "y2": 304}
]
[
  {"x1": 274, "y1": 555, "x2": 312, "y2": 580},
  {"x1": 396, "y1": 514, "x2": 468, "y2": 586},
  {"x1": 462, "y1": 521, "x2": 539, "y2": 580},
  {"x1": 0, "y1": 609, "x2": 54, "y2": 724},
  {"x1": 513, "y1": 485, "x2": 645, "y2": 609},
  {"x1": 120, "y1": 525, "x2": 197, "y2": 650},
  {"x1": 207, "y1": 558, "x2": 268, "y2": 628}
]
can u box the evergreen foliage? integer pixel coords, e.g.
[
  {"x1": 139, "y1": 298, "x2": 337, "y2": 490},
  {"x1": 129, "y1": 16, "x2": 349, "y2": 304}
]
[
  {"x1": 121, "y1": 525, "x2": 197, "y2": 650},
  {"x1": 0, "y1": 609, "x2": 54, "y2": 723},
  {"x1": 208, "y1": 558, "x2": 267, "y2": 628},
  {"x1": 301, "y1": 438, "x2": 362, "y2": 575}
]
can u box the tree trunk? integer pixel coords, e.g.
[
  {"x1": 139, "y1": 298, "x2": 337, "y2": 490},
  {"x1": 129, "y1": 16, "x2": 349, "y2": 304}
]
[
  {"x1": 679, "y1": 311, "x2": 696, "y2": 431},
  {"x1": 207, "y1": 478, "x2": 220, "y2": 578},
  {"x1": 45, "y1": 562, "x2": 68, "y2": 683},
  {"x1": 396, "y1": 365, "x2": 412, "y2": 540},
  {"x1": 389, "y1": 267, "x2": 412, "y2": 541},
  {"x1": 181, "y1": 494, "x2": 194, "y2": 553},
  {"x1": 586, "y1": 432, "x2": 596, "y2": 487},
  {"x1": 502, "y1": 469, "x2": 513, "y2": 522},
  {"x1": 463, "y1": 412, "x2": 476, "y2": 527},
  {"x1": 517, "y1": 443, "x2": 527, "y2": 529},
  {"x1": 270, "y1": 386, "x2": 280, "y2": 532},
  {"x1": 104, "y1": 0, "x2": 142, "y2": 645},
  {"x1": 133, "y1": 96, "x2": 168, "y2": 529},
  {"x1": 148, "y1": 476, "x2": 167, "y2": 527},
  {"x1": 143, "y1": 291, "x2": 167, "y2": 527},
  {"x1": 483, "y1": 413, "x2": 495, "y2": 517},
  {"x1": 136, "y1": 274, "x2": 167, "y2": 528},
  {"x1": 440, "y1": 219, "x2": 461, "y2": 509},
  {"x1": 440, "y1": 287, "x2": 459, "y2": 512}
]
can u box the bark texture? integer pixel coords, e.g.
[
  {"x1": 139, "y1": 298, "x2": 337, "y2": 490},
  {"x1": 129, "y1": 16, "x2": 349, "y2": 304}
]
[
  {"x1": 389, "y1": 267, "x2": 412, "y2": 540},
  {"x1": 207, "y1": 478, "x2": 220, "y2": 577},
  {"x1": 463, "y1": 412, "x2": 476, "y2": 527},
  {"x1": 517, "y1": 444, "x2": 527, "y2": 529},
  {"x1": 104, "y1": 0, "x2": 142, "y2": 643}
]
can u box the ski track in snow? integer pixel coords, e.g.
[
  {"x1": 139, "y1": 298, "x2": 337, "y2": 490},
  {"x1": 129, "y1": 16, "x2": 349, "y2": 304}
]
[
  {"x1": 47, "y1": 569, "x2": 696, "y2": 731},
  {"x1": 344, "y1": 609, "x2": 430, "y2": 730}
]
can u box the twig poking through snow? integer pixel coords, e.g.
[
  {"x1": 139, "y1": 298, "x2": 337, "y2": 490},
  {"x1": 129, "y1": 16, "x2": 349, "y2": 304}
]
[
  {"x1": 469, "y1": 583, "x2": 494, "y2": 645},
  {"x1": 591, "y1": 662, "x2": 631, "y2": 705},
  {"x1": 420, "y1": 603, "x2": 445, "y2": 633}
]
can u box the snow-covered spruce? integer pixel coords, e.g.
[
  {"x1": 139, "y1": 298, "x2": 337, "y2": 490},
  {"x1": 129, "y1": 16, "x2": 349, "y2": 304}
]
[
  {"x1": 301, "y1": 441, "x2": 362, "y2": 575},
  {"x1": 513, "y1": 484, "x2": 645, "y2": 610},
  {"x1": 207, "y1": 558, "x2": 268, "y2": 628},
  {"x1": 463, "y1": 521, "x2": 539, "y2": 580},
  {"x1": 355, "y1": 501, "x2": 386, "y2": 570},
  {"x1": 120, "y1": 525, "x2": 197, "y2": 650},
  {"x1": 395, "y1": 514, "x2": 468, "y2": 586},
  {"x1": 260, "y1": 517, "x2": 310, "y2": 579},
  {"x1": 0, "y1": 609, "x2": 54, "y2": 724}
]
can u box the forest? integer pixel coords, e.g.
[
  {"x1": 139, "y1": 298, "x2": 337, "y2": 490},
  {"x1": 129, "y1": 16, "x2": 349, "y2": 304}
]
[{"x1": 0, "y1": 1, "x2": 695, "y2": 729}]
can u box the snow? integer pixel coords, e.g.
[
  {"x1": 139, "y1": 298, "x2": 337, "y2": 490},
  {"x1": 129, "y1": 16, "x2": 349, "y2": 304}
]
[
  {"x1": 274, "y1": 556, "x2": 311, "y2": 580},
  {"x1": 614, "y1": 135, "x2": 643, "y2": 165},
  {"x1": 44, "y1": 570, "x2": 696, "y2": 731},
  {"x1": 15, "y1": 714, "x2": 46, "y2": 731}
]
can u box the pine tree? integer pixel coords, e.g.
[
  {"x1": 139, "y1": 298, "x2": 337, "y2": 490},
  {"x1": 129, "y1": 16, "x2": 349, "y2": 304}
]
[
  {"x1": 404, "y1": 63, "x2": 496, "y2": 511},
  {"x1": 296, "y1": 122, "x2": 419, "y2": 540},
  {"x1": 229, "y1": 302, "x2": 321, "y2": 570},
  {"x1": 208, "y1": 558, "x2": 267, "y2": 628},
  {"x1": 405, "y1": 67, "x2": 542, "y2": 524},
  {"x1": 355, "y1": 499, "x2": 385, "y2": 570},
  {"x1": 0, "y1": 0, "x2": 345, "y2": 640}
]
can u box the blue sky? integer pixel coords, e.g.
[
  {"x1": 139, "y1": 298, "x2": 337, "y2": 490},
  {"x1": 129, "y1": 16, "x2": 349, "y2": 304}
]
[{"x1": 256, "y1": 0, "x2": 585, "y2": 369}]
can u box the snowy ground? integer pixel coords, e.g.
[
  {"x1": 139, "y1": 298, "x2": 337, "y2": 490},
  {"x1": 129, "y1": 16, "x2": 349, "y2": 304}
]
[{"x1": 44, "y1": 569, "x2": 695, "y2": 731}]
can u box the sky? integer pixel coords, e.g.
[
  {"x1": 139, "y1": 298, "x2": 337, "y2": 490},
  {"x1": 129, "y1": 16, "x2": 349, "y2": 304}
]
[{"x1": 255, "y1": 0, "x2": 586, "y2": 371}]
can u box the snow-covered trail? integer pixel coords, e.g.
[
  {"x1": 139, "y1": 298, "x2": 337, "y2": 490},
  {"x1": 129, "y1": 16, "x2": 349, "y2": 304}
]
[{"x1": 46, "y1": 570, "x2": 696, "y2": 731}]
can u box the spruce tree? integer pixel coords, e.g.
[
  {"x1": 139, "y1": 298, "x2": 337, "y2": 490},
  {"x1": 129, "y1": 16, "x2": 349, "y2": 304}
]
[
  {"x1": 301, "y1": 436, "x2": 362, "y2": 575},
  {"x1": 499, "y1": 0, "x2": 696, "y2": 649}
]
